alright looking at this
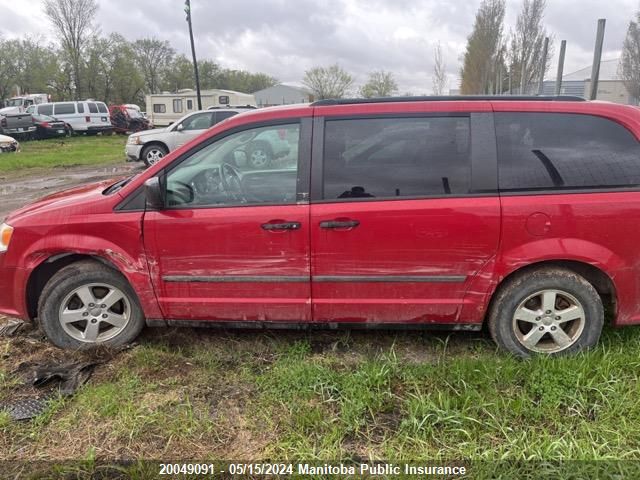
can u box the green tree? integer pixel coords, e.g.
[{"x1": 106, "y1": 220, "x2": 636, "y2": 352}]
[
  {"x1": 508, "y1": 0, "x2": 553, "y2": 94},
  {"x1": 162, "y1": 55, "x2": 194, "y2": 92},
  {"x1": 460, "y1": 0, "x2": 505, "y2": 94},
  {"x1": 359, "y1": 70, "x2": 398, "y2": 98},
  {"x1": 133, "y1": 38, "x2": 175, "y2": 94},
  {"x1": 303, "y1": 64, "x2": 354, "y2": 99},
  {"x1": 620, "y1": 9, "x2": 640, "y2": 103},
  {"x1": 43, "y1": 0, "x2": 98, "y2": 99}
]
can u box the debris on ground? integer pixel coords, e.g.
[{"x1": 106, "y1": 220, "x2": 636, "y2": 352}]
[
  {"x1": 0, "y1": 319, "x2": 24, "y2": 337},
  {"x1": 0, "y1": 360, "x2": 100, "y2": 421}
]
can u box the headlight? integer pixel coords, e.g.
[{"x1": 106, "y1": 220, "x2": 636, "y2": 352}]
[
  {"x1": 127, "y1": 136, "x2": 142, "y2": 145},
  {"x1": 0, "y1": 223, "x2": 13, "y2": 253}
]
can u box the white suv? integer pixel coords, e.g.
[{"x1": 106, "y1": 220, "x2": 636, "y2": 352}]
[{"x1": 126, "y1": 110, "x2": 241, "y2": 166}]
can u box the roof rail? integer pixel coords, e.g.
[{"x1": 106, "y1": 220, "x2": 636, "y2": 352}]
[{"x1": 311, "y1": 95, "x2": 586, "y2": 106}]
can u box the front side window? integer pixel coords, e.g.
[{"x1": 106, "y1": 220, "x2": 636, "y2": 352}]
[
  {"x1": 322, "y1": 117, "x2": 471, "y2": 199},
  {"x1": 153, "y1": 104, "x2": 166, "y2": 114},
  {"x1": 97, "y1": 103, "x2": 108, "y2": 113},
  {"x1": 496, "y1": 113, "x2": 640, "y2": 191},
  {"x1": 53, "y1": 103, "x2": 76, "y2": 115},
  {"x1": 165, "y1": 123, "x2": 300, "y2": 208},
  {"x1": 179, "y1": 113, "x2": 213, "y2": 131},
  {"x1": 173, "y1": 99, "x2": 183, "y2": 113}
]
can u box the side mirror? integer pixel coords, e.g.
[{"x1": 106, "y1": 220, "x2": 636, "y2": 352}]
[
  {"x1": 144, "y1": 177, "x2": 164, "y2": 209},
  {"x1": 176, "y1": 123, "x2": 185, "y2": 132}
]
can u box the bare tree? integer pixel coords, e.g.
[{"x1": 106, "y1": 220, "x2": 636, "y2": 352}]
[
  {"x1": 432, "y1": 42, "x2": 448, "y2": 95},
  {"x1": 508, "y1": 0, "x2": 553, "y2": 94},
  {"x1": 43, "y1": 0, "x2": 98, "y2": 99},
  {"x1": 359, "y1": 70, "x2": 398, "y2": 98},
  {"x1": 303, "y1": 64, "x2": 354, "y2": 99},
  {"x1": 460, "y1": 0, "x2": 505, "y2": 94},
  {"x1": 620, "y1": 10, "x2": 640, "y2": 103},
  {"x1": 133, "y1": 38, "x2": 175, "y2": 94}
]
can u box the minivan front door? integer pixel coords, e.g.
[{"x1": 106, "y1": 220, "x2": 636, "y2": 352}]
[
  {"x1": 310, "y1": 114, "x2": 500, "y2": 325},
  {"x1": 143, "y1": 120, "x2": 312, "y2": 323}
]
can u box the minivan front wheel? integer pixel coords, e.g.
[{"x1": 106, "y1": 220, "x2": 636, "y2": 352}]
[
  {"x1": 38, "y1": 261, "x2": 145, "y2": 349},
  {"x1": 488, "y1": 268, "x2": 603, "y2": 357}
]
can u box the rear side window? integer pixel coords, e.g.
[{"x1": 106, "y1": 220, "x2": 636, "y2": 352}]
[
  {"x1": 39, "y1": 104, "x2": 53, "y2": 116},
  {"x1": 322, "y1": 117, "x2": 471, "y2": 199},
  {"x1": 77, "y1": 103, "x2": 85, "y2": 113},
  {"x1": 173, "y1": 99, "x2": 183, "y2": 113},
  {"x1": 53, "y1": 103, "x2": 75, "y2": 115},
  {"x1": 87, "y1": 102, "x2": 98, "y2": 113},
  {"x1": 213, "y1": 111, "x2": 237, "y2": 124},
  {"x1": 496, "y1": 113, "x2": 640, "y2": 191},
  {"x1": 187, "y1": 99, "x2": 193, "y2": 110},
  {"x1": 97, "y1": 103, "x2": 108, "y2": 113}
]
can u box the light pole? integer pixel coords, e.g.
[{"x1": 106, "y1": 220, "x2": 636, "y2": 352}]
[{"x1": 185, "y1": 0, "x2": 202, "y2": 110}]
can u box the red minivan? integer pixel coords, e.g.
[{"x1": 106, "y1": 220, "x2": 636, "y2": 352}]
[{"x1": 2, "y1": 96, "x2": 640, "y2": 357}]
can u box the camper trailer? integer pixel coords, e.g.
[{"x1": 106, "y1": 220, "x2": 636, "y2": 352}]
[{"x1": 145, "y1": 89, "x2": 257, "y2": 126}]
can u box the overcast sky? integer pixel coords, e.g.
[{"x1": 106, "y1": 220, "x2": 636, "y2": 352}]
[{"x1": 0, "y1": 0, "x2": 638, "y2": 93}]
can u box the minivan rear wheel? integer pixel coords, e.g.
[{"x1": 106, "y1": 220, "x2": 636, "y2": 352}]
[
  {"x1": 488, "y1": 268, "x2": 603, "y2": 358},
  {"x1": 37, "y1": 260, "x2": 145, "y2": 350}
]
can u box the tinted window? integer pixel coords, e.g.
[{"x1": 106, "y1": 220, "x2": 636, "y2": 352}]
[
  {"x1": 323, "y1": 117, "x2": 470, "y2": 199},
  {"x1": 97, "y1": 103, "x2": 108, "y2": 113},
  {"x1": 496, "y1": 113, "x2": 640, "y2": 191},
  {"x1": 166, "y1": 123, "x2": 300, "y2": 208},
  {"x1": 213, "y1": 111, "x2": 237, "y2": 124},
  {"x1": 87, "y1": 102, "x2": 98, "y2": 113},
  {"x1": 173, "y1": 99, "x2": 183, "y2": 113},
  {"x1": 77, "y1": 103, "x2": 85, "y2": 113},
  {"x1": 53, "y1": 103, "x2": 76, "y2": 115},
  {"x1": 153, "y1": 104, "x2": 166, "y2": 114},
  {"x1": 39, "y1": 104, "x2": 53, "y2": 116}
]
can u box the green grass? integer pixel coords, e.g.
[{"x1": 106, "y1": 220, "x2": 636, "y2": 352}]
[
  {"x1": 3, "y1": 326, "x2": 640, "y2": 477},
  {"x1": 0, "y1": 135, "x2": 126, "y2": 172}
]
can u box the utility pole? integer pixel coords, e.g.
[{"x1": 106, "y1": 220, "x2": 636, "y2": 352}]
[
  {"x1": 589, "y1": 19, "x2": 606, "y2": 100},
  {"x1": 555, "y1": 40, "x2": 567, "y2": 95},
  {"x1": 185, "y1": 0, "x2": 202, "y2": 110},
  {"x1": 537, "y1": 37, "x2": 549, "y2": 95}
]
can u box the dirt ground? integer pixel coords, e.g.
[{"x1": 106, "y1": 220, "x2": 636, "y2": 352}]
[{"x1": 0, "y1": 162, "x2": 144, "y2": 219}]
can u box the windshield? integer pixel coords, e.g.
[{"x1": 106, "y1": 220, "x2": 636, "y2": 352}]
[
  {"x1": 5, "y1": 99, "x2": 24, "y2": 107},
  {"x1": 126, "y1": 108, "x2": 143, "y2": 118}
]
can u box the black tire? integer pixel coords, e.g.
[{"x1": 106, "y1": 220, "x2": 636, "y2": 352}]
[
  {"x1": 142, "y1": 144, "x2": 168, "y2": 167},
  {"x1": 488, "y1": 268, "x2": 604, "y2": 358},
  {"x1": 246, "y1": 141, "x2": 273, "y2": 169},
  {"x1": 37, "y1": 260, "x2": 145, "y2": 350}
]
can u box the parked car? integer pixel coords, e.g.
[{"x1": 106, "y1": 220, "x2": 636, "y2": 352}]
[
  {"x1": 0, "y1": 112, "x2": 35, "y2": 139},
  {"x1": 31, "y1": 114, "x2": 68, "y2": 140},
  {"x1": 126, "y1": 108, "x2": 246, "y2": 166},
  {"x1": 5, "y1": 96, "x2": 640, "y2": 357},
  {"x1": 26, "y1": 101, "x2": 112, "y2": 135},
  {"x1": 109, "y1": 104, "x2": 152, "y2": 134},
  {"x1": 0, "y1": 134, "x2": 20, "y2": 153}
]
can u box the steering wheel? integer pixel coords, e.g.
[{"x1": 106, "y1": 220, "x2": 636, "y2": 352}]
[{"x1": 220, "y1": 163, "x2": 246, "y2": 202}]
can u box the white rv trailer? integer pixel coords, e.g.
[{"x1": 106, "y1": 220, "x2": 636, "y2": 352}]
[{"x1": 145, "y1": 89, "x2": 257, "y2": 126}]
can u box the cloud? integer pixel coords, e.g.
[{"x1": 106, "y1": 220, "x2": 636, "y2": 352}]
[{"x1": 0, "y1": 0, "x2": 637, "y2": 93}]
